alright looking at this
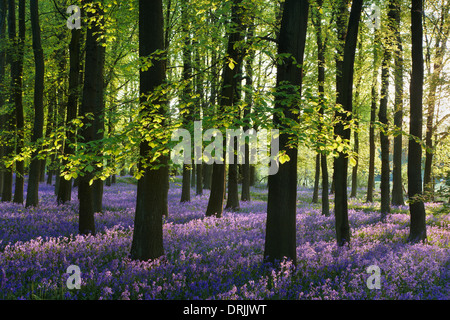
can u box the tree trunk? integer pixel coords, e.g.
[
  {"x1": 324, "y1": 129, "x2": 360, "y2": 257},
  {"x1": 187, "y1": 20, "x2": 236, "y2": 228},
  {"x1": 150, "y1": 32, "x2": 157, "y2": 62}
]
[
  {"x1": 333, "y1": 0, "x2": 363, "y2": 247},
  {"x1": 194, "y1": 44, "x2": 203, "y2": 197},
  {"x1": 350, "y1": 123, "x2": 359, "y2": 198},
  {"x1": 196, "y1": 162, "x2": 203, "y2": 196},
  {"x1": 226, "y1": 60, "x2": 243, "y2": 211},
  {"x1": 181, "y1": 164, "x2": 191, "y2": 202},
  {"x1": 351, "y1": 40, "x2": 363, "y2": 200},
  {"x1": 205, "y1": 0, "x2": 244, "y2": 218},
  {"x1": 379, "y1": 47, "x2": 391, "y2": 219},
  {"x1": 312, "y1": 153, "x2": 320, "y2": 203},
  {"x1": 241, "y1": 18, "x2": 255, "y2": 202},
  {"x1": 78, "y1": 0, "x2": 105, "y2": 233},
  {"x1": 25, "y1": 0, "x2": 45, "y2": 208},
  {"x1": 130, "y1": 0, "x2": 168, "y2": 261},
  {"x1": 13, "y1": 0, "x2": 24, "y2": 204},
  {"x1": 180, "y1": 1, "x2": 192, "y2": 203},
  {"x1": 203, "y1": 164, "x2": 212, "y2": 189},
  {"x1": 57, "y1": 28, "x2": 81, "y2": 205},
  {"x1": 92, "y1": 7, "x2": 106, "y2": 214},
  {"x1": 312, "y1": 9, "x2": 329, "y2": 210},
  {"x1": 2, "y1": 0, "x2": 15, "y2": 203},
  {"x1": 408, "y1": 0, "x2": 427, "y2": 243},
  {"x1": 264, "y1": 0, "x2": 309, "y2": 265},
  {"x1": 391, "y1": 0, "x2": 405, "y2": 206},
  {"x1": 226, "y1": 156, "x2": 240, "y2": 210},
  {"x1": 423, "y1": 3, "x2": 449, "y2": 200},
  {"x1": 0, "y1": 0, "x2": 6, "y2": 198},
  {"x1": 367, "y1": 30, "x2": 380, "y2": 203}
]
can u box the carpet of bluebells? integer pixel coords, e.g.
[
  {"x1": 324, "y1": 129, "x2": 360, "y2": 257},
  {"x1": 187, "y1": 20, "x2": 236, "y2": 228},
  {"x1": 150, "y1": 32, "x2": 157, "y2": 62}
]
[{"x1": 0, "y1": 177, "x2": 449, "y2": 300}]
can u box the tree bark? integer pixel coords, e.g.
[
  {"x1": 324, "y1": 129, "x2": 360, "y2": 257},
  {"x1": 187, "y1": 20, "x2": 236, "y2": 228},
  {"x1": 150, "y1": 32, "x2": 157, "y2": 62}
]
[
  {"x1": 241, "y1": 18, "x2": 255, "y2": 202},
  {"x1": 391, "y1": 0, "x2": 405, "y2": 206},
  {"x1": 367, "y1": 30, "x2": 380, "y2": 203},
  {"x1": 180, "y1": 1, "x2": 192, "y2": 203},
  {"x1": 25, "y1": 0, "x2": 45, "y2": 208},
  {"x1": 315, "y1": 0, "x2": 328, "y2": 217},
  {"x1": 203, "y1": 164, "x2": 212, "y2": 189},
  {"x1": 2, "y1": 0, "x2": 15, "y2": 203},
  {"x1": 423, "y1": 3, "x2": 449, "y2": 200},
  {"x1": 379, "y1": 47, "x2": 391, "y2": 219},
  {"x1": 333, "y1": 0, "x2": 363, "y2": 246},
  {"x1": 408, "y1": 0, "x2": 427, "y2": 243},
  {"x1": 130, "y1": 0, "x2": 168, "y2": 261},
  {"x1": 57, "y1": 28, "x2": 81, "y2": 205},
  {"x1": 264, "y1": 0, "x2": 309, "y2": 265},
  {"x1": 0, "y1": 0, "x2": 6, "y2": 197},
  {"x1": 78, "y1": 0, "x2": 105, "y2": 233},
  {"x1": 92, "y1": 36, "x2": 106, "y2": 214},
  {"x1": 205, "y1": 0, "x2": 244, "y2": 217},
  {"x1": 12, "y1": 0, "x2": 24, "y2": 204},
  {"x1": 312, "y1": 153, "x2": 320, "y2": 203}
]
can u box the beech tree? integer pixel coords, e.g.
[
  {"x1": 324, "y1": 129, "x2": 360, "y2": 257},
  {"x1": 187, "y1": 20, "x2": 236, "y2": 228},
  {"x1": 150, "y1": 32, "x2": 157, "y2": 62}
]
[
  {"x1": 408, "y1": 0, "x2": 427, "y2": 243},
  {"x1": 180, "y1": 0, "x2": 193, "y2": 204},
  {"x1": 12, "y1": 0, "x2": 24, "y2": 204},
  {"x1": 0, "y1": 0, "x2": 6, "y2": 197},
  {"x1": 26, "y1": 0, "x2": 45, "y2": 208},
  {"x1": 391, "y1": 0, "x2": 405, "y2": 206},
  {"x1": 78, "y1": 0, "x2": 105, "y2": 234},
  {"x1": 264, "y1": 0, "x2": 309, "y2": 265},
  {"x1": 57, "y1": 26, "x2": 82, "y2": 205},
  {"x1": 130, "y1": 0, "x2": 168, "y2": 261},
  {"x1": 205, "y1": 0, "x2": 245, "y2": 217},
  {"x1": 333, "y1": 0, "x2": 363, "y2": 246}
]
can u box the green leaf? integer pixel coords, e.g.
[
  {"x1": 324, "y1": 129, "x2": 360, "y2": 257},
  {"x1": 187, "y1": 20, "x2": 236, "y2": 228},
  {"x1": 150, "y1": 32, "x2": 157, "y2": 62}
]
[{"x1": 279, "y1": 153, "x2": 290, "y2": 164}]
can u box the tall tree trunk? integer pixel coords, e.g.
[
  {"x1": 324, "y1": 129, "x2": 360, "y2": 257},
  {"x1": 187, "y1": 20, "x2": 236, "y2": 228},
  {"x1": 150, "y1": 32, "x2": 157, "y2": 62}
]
[
  {"x1": 226, "y1": 60, "x2": 243, "y2": 211},
  {"x1": 0, "y1": 0, "x2": 6, "y2": 197},
  {"x1": 241, "y1": 18, "x2": 255, "y2": 202},
  {"x1": 264, "y1": 0, "x2": 309, "y2": 265},
  {"x1": 312, "y1": 0, "x2": 329, "y2": 216},
  {"x1": 2, "y1": 0, "x2": 15, "y2": 203},
  {"x1": 12, "y1": 0, "x2": 24, "y2": 204},
  {"x1": 25, "y1": 0, "x2": 44, "y2": 208},
  {"x1": 367, "y1": 30, "x2": 380, "y2": 203},
  {"x1": 379, "y1": 44, "x2": 392, "y2": 219},
  {"x1": 351, "y1": 39, "x2": 363, "y2": 199},
  {"x1": 408, "y1": 0, "x2": 427, "y2": 243},
  {"x1": 423, "y1": 3, "x2": 449, "y2": 200},
  {"x1": 57, "y1": 28, "x2": 81, "y2": 204},
  {"x1": 92, "y1": 29, "x2": 106, "y2": 214},
  {"x1": 350, "y1": 120, "x2": 359, "y2": 198},
  {"x1": 180, "y1": 1, "x2": 192, "y2": 203},
  {"x1": 78, "y1": 0, "x2": 105, "y2": 233},
  {"x1": 333, "y1": 0, "x2": 363, "y2": 247},
  {"x1": 331, "y1": 0, "x2": 349, "y2": 199},
  {"x1": 391, "y1": 0, "x2": 405, "y2": 206},
  {"x1": 130, "y1": 0, "x2": 168, "y2": 261},
  {"x1": 194, "y1": 46, "x2": 203, "y2": 197},
  {"x1": 205, "y1": 0, "x2": 244, "y2": 217}
]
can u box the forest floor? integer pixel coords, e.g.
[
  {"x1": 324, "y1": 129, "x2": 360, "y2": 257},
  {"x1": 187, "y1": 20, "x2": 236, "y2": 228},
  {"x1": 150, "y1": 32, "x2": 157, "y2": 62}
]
[{"x1": 0, "y1": 177, "x2": 449, "y2": 300}]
